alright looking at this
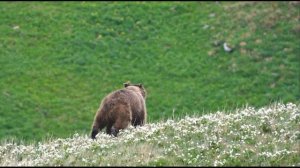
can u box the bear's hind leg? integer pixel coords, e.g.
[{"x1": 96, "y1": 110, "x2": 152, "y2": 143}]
[
  {"x1": 106, "y1": 123, "x2": 113, "y2": 135},
  {"x1": 111, "y1": 118, "x2": 131, "y2": 137},
  {"x1": 111, "y1": 126, "x2": 119, "y2": 137},
  {"x1": 91, "y1": 122, "x2": 106, "y2": 139}
]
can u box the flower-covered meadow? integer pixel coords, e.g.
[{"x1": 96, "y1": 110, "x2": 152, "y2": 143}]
[{"x1": 0, "y1": 103, "x2": 299, "y2": 166}]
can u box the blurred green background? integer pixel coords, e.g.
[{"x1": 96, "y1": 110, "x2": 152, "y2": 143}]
[{"x1": 0, "y1": 1, "x2": 299, "y2": 142}]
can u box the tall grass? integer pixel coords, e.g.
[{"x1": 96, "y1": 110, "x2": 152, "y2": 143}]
[
  {"x1": 1, "y1": 103, "x2": 299, "y2": 166},
  {"x1": 0, "y1": 1, "x2": 299, "y2": 142}
]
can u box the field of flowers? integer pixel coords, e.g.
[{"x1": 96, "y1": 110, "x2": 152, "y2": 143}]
[
  {"x1": 0, "y1": 102, "x2": 299, "y2": 166},
  {"x1": 1, "y1": 1, "x2": 299, "y2": 142}
]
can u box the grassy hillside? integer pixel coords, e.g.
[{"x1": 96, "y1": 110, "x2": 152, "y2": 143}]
[
  {"x1": 0, "y1": 2, "x2": 299, "y2": 141},
  {"x1": 0, "y1": 103, "x2": 299, "y2": 166}
]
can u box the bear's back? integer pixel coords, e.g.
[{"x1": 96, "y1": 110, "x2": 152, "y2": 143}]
[{"x1": 101, "y1": 88, "x2": 144, "y2": 112}]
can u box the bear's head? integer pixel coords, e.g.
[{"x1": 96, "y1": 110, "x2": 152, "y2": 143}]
[{"x1": 124, "y1": 82, "x2": 147, "y2": 99}]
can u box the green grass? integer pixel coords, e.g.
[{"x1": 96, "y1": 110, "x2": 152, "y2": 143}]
[{"x1": 0, "y1": 2, "x2": 299, "y2": 142}]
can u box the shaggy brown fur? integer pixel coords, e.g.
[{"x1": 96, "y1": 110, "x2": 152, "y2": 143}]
[{"x1": 91, "y1": 83, "x2": 147, "y2": 139}]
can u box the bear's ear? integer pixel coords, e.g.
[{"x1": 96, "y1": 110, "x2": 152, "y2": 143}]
[{"x1": 124, "y1": 83, "x2": 129, "y2": 87}]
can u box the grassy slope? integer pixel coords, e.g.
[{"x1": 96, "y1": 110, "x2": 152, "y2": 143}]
[
  {"x1": 0, "y1": 103, "x2": 299, "y2": 166},
  {"x1": 0, "y1": 2, "x2": 299, "y2": 141}
]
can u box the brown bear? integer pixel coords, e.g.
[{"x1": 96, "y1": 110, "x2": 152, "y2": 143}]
[{"x1": 90, "y1": 82, "x2": 147, "y2": 139}]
